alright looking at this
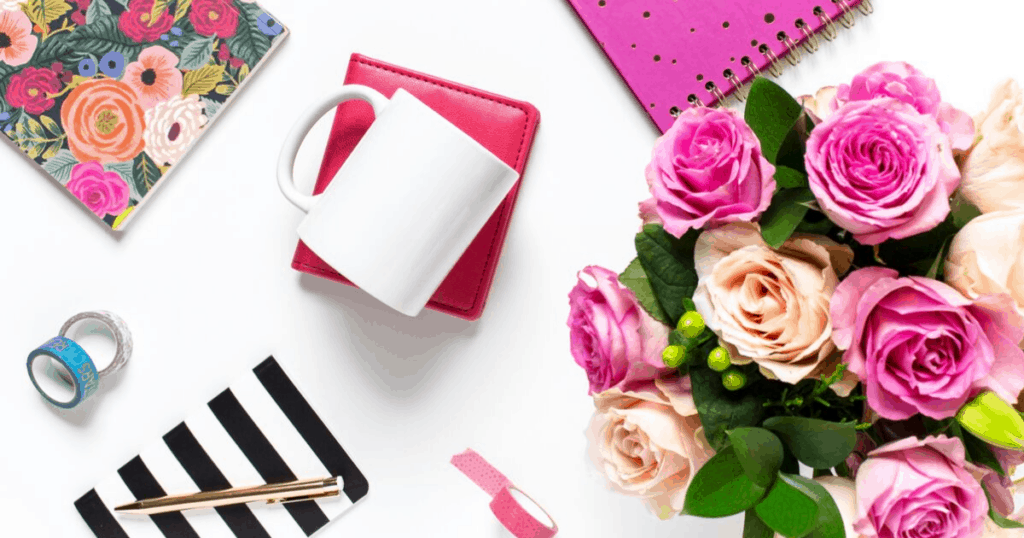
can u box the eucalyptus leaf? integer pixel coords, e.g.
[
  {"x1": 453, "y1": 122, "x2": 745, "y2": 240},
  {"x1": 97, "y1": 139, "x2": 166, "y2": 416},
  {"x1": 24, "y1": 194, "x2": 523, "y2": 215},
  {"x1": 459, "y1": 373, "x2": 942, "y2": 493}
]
[
  {"x1": 763, "y1": 417, "x2": 857, "y2": 470},
  {"x1": 727, "y1": 428, "x2": 784, "y2": 488},
  {"x1": 619, "y1": 258, "x2": 671, "y2": 325},
  {"x1": 745, "y1": 77, "x2": 803, "y2": 164},
  {"x1": 760, "y1": 188, "x2": 815, "y2": 248},
  {"x1": 178, "y1": 35, "x2": 217, "y2": 71},
  {"x1": 754, "y1": 473, "x2": 821, "y2": 538},
  {"x1": 42, "y1": 149, "x2": 78, "y2": 184},
  {"x1": 692, "y1": 366, "x2": 765, "y2": 451},
  {"x1": 85, "y1": 0, "x2": 111, "y2": 24},
  {"x1": 634, "y1": 224, "x2": 700, "y2": 324},
  {"x1": 683, "y1": 446, "x2": 768, "y2": 518},
  {"x1": 744, "y1": 509, "x2": 774, "y2": 538}
]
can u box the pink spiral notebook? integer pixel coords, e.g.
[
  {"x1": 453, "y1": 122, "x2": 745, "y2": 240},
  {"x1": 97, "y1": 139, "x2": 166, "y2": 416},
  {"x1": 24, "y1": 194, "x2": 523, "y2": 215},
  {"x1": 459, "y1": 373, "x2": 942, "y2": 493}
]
[{"x1": 566, "y1": 0, "x2": 873, "y2": 132}]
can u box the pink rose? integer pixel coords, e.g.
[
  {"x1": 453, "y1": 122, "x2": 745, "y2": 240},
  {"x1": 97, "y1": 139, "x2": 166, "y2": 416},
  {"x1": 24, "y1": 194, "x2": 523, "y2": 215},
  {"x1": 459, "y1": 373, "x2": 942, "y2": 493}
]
[
  {"x1": 806, "y1": 99, "x2": 961, "y2": 245},
  {"x1": 984, "y1": 446, "x2": 1024, "y2": 518},
  {"x1": 642, "y1": 107, "x2": 776, "y2": 238},
  {"x1": 568, "y1": 266, "x2": 670, "y2": 395},
  {"x1": 119, "y1": 0, "x2": 174, "y2": 43},
  {"x1": 190, "y1": 0, "x2": 240, "y2": 38},
  {"x1": 588, "y1": 378, "x2": 714, "y2": 519},
  {"x1": 66, "y1": 162, "x2": 130, "y2": 218},
  {"x1": 835, "y1": 62, "x2": 975, "y2": 151},
  {"x1": 855, "y1": 436, "x2": 990, "y2": 538},
  {"x1": 832, "y1": 267, "x2": 1024, "y2": 420},
  {"x1": 5, "y1": 67, "x2": 61, "y2": 115}
]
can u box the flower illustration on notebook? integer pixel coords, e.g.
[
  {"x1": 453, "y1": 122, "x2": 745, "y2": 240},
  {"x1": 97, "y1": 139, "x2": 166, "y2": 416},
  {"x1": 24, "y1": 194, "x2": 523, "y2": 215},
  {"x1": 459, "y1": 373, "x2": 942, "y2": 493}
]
[{"x1": 0, "y1": 0, "x2": 288, "y2": 230}]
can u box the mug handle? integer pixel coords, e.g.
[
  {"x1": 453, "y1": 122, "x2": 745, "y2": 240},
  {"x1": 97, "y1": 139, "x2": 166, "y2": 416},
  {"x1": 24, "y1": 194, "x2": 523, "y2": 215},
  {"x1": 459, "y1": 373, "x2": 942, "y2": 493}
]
[{"x1": 277, "y1": 84, "x2": 391, "y2": 212}]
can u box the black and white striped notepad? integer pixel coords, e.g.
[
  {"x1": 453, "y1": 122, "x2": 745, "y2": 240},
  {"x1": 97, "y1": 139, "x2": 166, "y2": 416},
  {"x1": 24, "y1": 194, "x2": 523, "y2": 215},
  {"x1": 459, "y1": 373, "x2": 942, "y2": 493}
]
[{"x1": 75, "y1": 357, "x2": 368, "y2": 538}]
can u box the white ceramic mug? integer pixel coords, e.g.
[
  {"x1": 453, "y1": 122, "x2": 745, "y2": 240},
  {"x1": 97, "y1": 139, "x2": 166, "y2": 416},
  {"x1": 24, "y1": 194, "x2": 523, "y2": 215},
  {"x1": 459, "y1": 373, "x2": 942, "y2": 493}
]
[{"x1": 278, "y1": 85, "x2": 520, "y2": 317}]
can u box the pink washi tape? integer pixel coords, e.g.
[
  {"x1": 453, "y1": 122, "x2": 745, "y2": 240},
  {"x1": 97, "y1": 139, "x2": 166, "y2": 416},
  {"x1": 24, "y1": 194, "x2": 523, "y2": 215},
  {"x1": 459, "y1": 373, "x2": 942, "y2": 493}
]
[{"x1": 451, "y1": 449, "x2": 558, "y2": 538}]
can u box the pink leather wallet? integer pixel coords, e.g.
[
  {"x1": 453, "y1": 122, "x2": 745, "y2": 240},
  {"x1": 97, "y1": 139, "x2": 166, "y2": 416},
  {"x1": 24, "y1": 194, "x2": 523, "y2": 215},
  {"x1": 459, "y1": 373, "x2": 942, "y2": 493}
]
[{"x1": 291, "y1": 54, "x2": 541, "y2": 320}]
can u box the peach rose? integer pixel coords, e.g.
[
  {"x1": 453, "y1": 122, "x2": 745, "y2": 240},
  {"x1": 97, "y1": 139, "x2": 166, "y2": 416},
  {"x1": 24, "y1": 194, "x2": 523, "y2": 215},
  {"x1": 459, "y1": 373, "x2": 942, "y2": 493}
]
[
  {"x1": 961, "y1": 80, "x2": 1024, "y2": 214},
  {"x1": 587, "y1": 377, "x2": 713, "y2": 519},
  {"x1": 692, "y1": 223, "x2": 857, "y2": 392},
  {"x1": 945, "y1": 209, "x2": 1024, "y2": 315},
  {"x1": 62, "y1": 79, "x2": 146, "y2": 164}
]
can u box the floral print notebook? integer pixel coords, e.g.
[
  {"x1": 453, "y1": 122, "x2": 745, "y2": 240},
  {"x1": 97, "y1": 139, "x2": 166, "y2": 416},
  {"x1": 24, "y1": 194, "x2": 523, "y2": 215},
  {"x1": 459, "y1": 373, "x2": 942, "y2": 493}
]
[{"x1": 0, "y1": 0, "x2": 287, "y2": 229}]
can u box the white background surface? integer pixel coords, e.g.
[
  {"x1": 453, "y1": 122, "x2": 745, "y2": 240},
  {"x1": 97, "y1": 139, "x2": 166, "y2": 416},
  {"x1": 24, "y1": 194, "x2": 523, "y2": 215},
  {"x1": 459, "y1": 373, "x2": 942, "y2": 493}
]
[{"x1": 0, "y1": 0, "x2": 1017, "y2": 536}]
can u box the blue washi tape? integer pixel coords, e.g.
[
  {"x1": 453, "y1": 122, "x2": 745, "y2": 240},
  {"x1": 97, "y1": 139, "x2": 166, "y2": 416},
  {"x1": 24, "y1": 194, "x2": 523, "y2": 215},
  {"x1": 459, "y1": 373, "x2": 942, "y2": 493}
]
[{"x1": 27, "y1": 336, "x2": 100, "y2": 409}]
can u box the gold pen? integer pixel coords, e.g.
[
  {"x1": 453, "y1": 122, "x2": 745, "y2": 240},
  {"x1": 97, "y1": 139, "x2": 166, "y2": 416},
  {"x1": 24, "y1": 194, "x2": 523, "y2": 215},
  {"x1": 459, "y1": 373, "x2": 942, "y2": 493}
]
[{"x1": 115, "y1": 477, "x2": 342, "y2": 516}]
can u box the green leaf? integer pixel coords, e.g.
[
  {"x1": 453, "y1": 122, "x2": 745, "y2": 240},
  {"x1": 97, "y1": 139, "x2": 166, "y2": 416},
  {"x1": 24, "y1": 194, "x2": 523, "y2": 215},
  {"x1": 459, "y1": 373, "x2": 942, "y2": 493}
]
[
  {"x1": 803, "y1": 477, "x2": 846, "y2": 538},
  {"x1": 148, "y1": 0, "x2": 170, "y2": 25},
  {"x1": 634, "y1": 224, "x2": 700, "y2": 324},
  {"x1": 760, "y1": 187, "x2": 815, "y2": 248},
  {"x1": 214, "y1": 83, "x2": 235, "y2": 95},
  {"x1": 774, "y1": 165, "x2": 808, "y2": 190},
  {"x1": 744, "y1": 509, "x2": 774, "y2": 538},
  {"x1": 763, "y1": 417, "x2": 857, "y2": 470},
  {"x1": 754, "y1": 474, "x2": 821, "y2": 538},
  {"x1": 692, "y1": 366, "x2": 765, "y2": 451},
  {"x1": 84, "y1": 0, "x2": 111, "y2": 23},
  {"x1": 745, "y1": 77, "x2": 803, "y2": 163},
  {"x1": 683, "y1": 446, "x2": 768, "y2": 518},
  {"x1": 227, "y1": 3, "x2": 274, "y2": 67},
  {"x1": 66, "y1": 16, "x2": 147, "y2": 58},
  {"x1": 182, "y1": 64, "x2": 226, "y2": 96},
  {"x1": 131, "y1": 152, "x2": 161, "y2": 197},
  {"x1": 178, "y1": 34, "x2": 217, "y2": 71},
  {"x1": 727, "y1": 428, "x2": 784, "y2": 488},
  {"x1": 42, "y1": 149, "x2": 78, "y2": 184},
  {"x1": 952, "y1": 197, "x2": 982, "y2": 229},
  {"x1": 775, "y1": 125, "x2": 808, "y2": 174},
  {"x1": 794, "y1": 214, "x2": 835, "y2": 235},
  {"x1": 619, "y1": 258, "x2": 671, "y2": 325}
]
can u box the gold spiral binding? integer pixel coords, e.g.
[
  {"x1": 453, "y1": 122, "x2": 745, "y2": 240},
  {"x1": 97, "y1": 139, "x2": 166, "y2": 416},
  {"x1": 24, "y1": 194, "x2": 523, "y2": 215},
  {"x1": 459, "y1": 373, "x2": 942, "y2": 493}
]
[
  {"x1": 723, "y1": 1, "x2": 871, "y2": 104},
  {"x1": 758, "y1": 44, "x2": 785, "y2": 77},
  {"x1": 835, "y1": 0, "x2": 857, "y2": 28},
  {"x1": 796, "y1": 19, "x2": 819, "y2": 53},
  {"x1": 687, "y1": 94, "x2": 706, "y2": 107},
  {"x1": 723, "y1": 69, "x2": 748, "y2": 101},
  {"x1": 706, "y1": 81, "x2": 727, "y2": 103},
  {"x1": 814, "y1": 6, "x2": 839, "y2": 41},
  {"x1": 777, "y1": 31, "x2": 802, "y2": 66},
  {"x1": 741, "y1": 56, "x2": 761, "y2": 78}
]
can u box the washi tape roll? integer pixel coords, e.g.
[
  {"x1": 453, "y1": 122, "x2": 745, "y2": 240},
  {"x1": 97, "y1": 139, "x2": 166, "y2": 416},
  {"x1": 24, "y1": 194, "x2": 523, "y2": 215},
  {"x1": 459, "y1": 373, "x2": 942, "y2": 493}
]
[
  {"x1": 452, "y1": 449, "x2": 558, "y2": 538},
  {"x1": 27, "y1": 311, "x2": 132, "y2": 409},
  {"x1": 27, "y1": 337, "x2": 100, "y2": 409}
]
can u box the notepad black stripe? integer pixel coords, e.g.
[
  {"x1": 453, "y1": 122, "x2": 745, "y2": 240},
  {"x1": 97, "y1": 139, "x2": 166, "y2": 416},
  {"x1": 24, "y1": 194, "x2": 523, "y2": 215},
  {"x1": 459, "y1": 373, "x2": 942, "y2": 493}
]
[
  {"x1": 209, "y1": 389, "x2": 330, "y2": 536},
  {"x1": 255, "y1": 357, "x2": 369, "y2": 502},
  {"x1": 163, "y1": 423, "x2": 272, "y2": 538},
  {"x1": 75, "y1": 489, "x2": 130, "y2": 538},
  {"x1": 118, "y1": 456, "x2": 201, "y2": 538}
]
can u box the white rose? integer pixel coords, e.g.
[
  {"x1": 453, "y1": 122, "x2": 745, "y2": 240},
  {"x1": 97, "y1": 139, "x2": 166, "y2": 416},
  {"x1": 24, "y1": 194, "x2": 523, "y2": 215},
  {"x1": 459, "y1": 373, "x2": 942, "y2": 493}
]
[
  {"x1": 961, "y1": 80, "x2": 1024, "y2": 214},
  {"x1": 143, "y1": 94, "x2": 208, "y2": 166},
  {"x1": 945, "y1": 209, "x2": 1024, "y2": 314}
]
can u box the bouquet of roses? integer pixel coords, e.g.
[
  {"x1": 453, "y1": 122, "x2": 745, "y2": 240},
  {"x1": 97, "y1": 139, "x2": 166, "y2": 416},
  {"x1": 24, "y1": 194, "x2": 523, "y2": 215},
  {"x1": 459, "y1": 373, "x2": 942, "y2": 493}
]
[{"x1": 570, "y1": 61, "x2": 1024, "y2": 538}]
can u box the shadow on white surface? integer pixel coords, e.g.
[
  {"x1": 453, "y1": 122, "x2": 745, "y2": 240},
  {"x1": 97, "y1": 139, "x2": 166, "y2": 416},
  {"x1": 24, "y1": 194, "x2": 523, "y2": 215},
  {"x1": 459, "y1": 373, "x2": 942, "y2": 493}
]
[{"x1": 297, "y1": 273, "x2": 478, "y2": 394}]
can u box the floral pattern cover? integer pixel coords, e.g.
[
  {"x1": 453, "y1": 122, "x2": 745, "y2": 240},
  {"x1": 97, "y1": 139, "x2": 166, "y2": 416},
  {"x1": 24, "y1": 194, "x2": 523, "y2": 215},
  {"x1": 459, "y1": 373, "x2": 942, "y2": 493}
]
[{"x1": 0, "y1": 0, "x2": 287, "y2": 229}]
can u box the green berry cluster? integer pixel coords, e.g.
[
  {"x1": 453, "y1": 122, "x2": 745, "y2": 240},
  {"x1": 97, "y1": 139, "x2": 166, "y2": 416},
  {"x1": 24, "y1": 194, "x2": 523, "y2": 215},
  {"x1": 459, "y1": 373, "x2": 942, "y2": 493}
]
[{"x1": 659, "y1": 299, "x2": 748, "y2": 391}]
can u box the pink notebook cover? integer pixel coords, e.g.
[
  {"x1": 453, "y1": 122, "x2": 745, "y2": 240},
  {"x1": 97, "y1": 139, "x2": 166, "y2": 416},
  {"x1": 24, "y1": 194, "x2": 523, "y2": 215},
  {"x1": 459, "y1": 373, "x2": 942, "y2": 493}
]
[{"x1": 566, "y1": 0, "x2": 871, "y2": 132}]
